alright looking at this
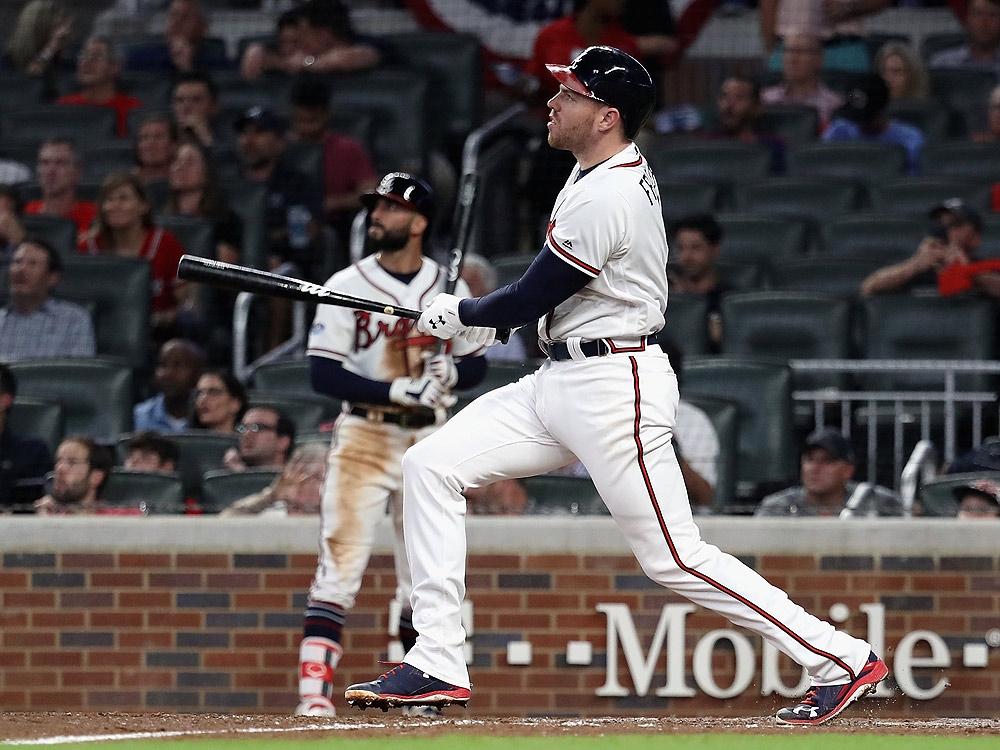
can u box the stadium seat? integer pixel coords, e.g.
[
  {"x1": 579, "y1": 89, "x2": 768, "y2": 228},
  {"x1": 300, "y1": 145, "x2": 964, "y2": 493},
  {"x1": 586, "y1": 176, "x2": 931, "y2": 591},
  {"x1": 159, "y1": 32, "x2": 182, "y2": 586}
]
[
  {"x1": 56, "y1": 256, "x2": 152, "y2": 370},
  {"x1": 786, "y1": 142, "x2": 907, "y2": 188},
  {"x1": 7, "y1": 397, "x2": 64, "y2": 454},
  {"x1": 859, "y1": 294, "x2": 998, "y2": 391},
  {"x1": 717, "y1": 260, "x2": 763, "y2": 291},
  {"x1": 522, "y1": 474, "x2": 604, "y2": 515},
  {"x1": 0, "y1": 71, "x2": 46, "y2": 112},
  {"x1": 921, "y1": 32, "x2": 969, "y2": 63},
  {"x1": 658, "y1": 179, "x2": 721, "y2": 220},
  {"x1": 767, "y1": 257, "x2": 884, "y2": 298},
  {"x1": 646, "y1": 140, "x2": 772, "y2": 200},
  {"x1": 116, "y1": 72, "x2": 174, "y2": 110},
  {"x1": 252, "y1": 359, "x2": 312, "y2": 394},
  {"x1": 9, "y1": 357, "x2": 132, "y2": 442},
  {"x1": 492, "y1": 253, "x2": 535, "y2": 288},
  {"x1": 0, "y1": 105, "x2": 118, "y2": 146},
  {"x1": 731, "y1": 177, "x2": 860, "y2": 222},
  {"x1": 103, "y1": 470, "x2": 185, "y2": 514},
  {"x1": 720, "y1": 292, "x2": 853, "y2": 390},
  {"x1": 867, "y1": 177, "x2": 992, "y2": 216},
  {"x1": 757, "y1": 104, "x2": 820, "y2": 145},
  {"x1": 682, "y1": 394, "x2": 739, "y2": 513},
  {"x1": 82, "y1": 143, "x2": 137, "y2": 182},
  {"x1": 327, "y1": 69, "x2": 430, "y2": 175},
  {"x1": 138, "y1": 430, "x2": 238, "y2": 504},
  {"x1": 662, "y1": 293, "x2": 711, "y2": 356},
  {"x1": 378, "y1": 32, "x2": 482, "y2": 156},
  {"x1": 715, "y1": 213, "x2": 810, "y2": 268},
  {"x1": 248, "y1": 390, "x2": 341, "y2": 433},
  {"x1": 818, "y1": 214, "x2": 926, "y2": 262},
  {"x1": 979, "y1": 214, "x2": 1000, "y2": 259},
  {"x1": 928, "y1": 69, "x2": 997, "y2": 126},
  {"x1": 215, "y1": 75, "x2": 291, "y2": 116},
  {"x1": 886, "y1": 98, "x2": 950, "y2": 143},
  {"x1": 224, "y1": 180, "x2": 268, "y2": 270},
  {"x1": 683, "y1": 357, "x2": 797, "y2": 506},
  {"x1": 919, "y1": 141, "x2": 1000, "y2": 183},
  {"x1": 20, "y1": 214, "x2": 78, "y2": 257},
  {"x1": 155, "y1": 214, "x2": 216, "y2": 259},
  {"x1": 919, "y1": 471, "x2": 1000, "y2": 517},
  {"x1": 201, "y1": 469, "x2": 280, "y2": 514}
]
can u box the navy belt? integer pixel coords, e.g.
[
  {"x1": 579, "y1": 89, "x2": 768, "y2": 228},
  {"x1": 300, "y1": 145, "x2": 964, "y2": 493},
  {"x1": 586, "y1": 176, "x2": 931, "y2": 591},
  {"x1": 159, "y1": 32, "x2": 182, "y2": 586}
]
[
  {"x1": 348, "y1": 406, "x2": 436, "y2": 429},
  {"x1": 546, "y1": 337, "x2": 648, "y2": 362}
]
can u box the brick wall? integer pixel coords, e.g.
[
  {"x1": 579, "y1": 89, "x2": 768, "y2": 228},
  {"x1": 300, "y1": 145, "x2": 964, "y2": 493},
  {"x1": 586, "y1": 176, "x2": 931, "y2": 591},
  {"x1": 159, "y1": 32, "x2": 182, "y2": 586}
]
[{"x1": 0, "y1": 518, "x2": 997, "y2": 716}]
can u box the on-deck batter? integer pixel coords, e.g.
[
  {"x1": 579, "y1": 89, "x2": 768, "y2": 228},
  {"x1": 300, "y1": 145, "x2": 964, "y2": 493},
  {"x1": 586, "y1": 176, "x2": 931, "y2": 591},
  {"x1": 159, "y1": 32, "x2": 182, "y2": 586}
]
[
  {"x1": 346, "y1": 47, "x2": 887, "y2": 726},
  {"x1": 295, "y1": 173, "x2": 488, "y2": 717}
]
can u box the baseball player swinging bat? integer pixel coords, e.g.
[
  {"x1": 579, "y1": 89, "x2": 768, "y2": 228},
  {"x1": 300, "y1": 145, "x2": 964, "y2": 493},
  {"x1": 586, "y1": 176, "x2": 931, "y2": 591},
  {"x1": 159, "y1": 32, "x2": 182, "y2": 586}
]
[{"x1": 176, "y1": 255, "x2": 510, "y2": 342}]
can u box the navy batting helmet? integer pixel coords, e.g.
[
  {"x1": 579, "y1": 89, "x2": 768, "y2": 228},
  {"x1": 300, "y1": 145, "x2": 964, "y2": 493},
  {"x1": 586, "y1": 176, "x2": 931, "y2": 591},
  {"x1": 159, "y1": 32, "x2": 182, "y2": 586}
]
[
  {"x1": 546, "y1": 46, "x2": 655, "y2": 140},
  {"x1": 361, "y1": 172, "x2": 434, "y2": 220}
]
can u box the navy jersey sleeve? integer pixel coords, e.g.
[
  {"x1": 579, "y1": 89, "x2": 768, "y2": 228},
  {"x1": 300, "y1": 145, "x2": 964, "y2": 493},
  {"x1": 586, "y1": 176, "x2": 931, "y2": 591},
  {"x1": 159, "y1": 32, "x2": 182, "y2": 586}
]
[{"x1": 457, "y1": 249, "x2": 591, "y2": 329}]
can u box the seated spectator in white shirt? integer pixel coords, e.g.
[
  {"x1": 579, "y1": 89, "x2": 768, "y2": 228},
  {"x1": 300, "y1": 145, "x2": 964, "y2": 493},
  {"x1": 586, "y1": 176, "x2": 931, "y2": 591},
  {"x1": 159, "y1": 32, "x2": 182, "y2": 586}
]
[
  {"x1": 0, "y1": 238, "x2": 95, "y2": 362},
  {"x1": 761, "y1": 32, "x2": 844, "y2": 126}
]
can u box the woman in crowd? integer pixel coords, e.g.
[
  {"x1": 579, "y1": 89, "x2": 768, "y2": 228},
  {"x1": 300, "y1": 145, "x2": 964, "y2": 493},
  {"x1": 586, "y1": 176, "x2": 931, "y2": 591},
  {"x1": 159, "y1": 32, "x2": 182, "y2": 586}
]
[
  {"x1": 163, "y1": 139, "x2": 242, "y2": 264},
  {"x1": 78, "y1": 171, "x2": 187, "y2": 338},
  {"x1": 134, "y1": 112, "x2": 180, "y2": 185},
  {"x1": 874, "y1": 40, "x2": 929, "y2": 101},
  {"x1": 190, "y1": 369, "x2": 247, "y2": 434}
]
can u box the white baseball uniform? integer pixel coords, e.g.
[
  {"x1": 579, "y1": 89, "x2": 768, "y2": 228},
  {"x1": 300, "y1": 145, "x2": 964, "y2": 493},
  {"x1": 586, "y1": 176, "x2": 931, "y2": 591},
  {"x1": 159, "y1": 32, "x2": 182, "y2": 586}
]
[
  {"x1": 306, "y1": 254, "x2": 483, "y2": 611},
  {"x1": 399, "y1": 142, "x2": 873, "y2": 690}
]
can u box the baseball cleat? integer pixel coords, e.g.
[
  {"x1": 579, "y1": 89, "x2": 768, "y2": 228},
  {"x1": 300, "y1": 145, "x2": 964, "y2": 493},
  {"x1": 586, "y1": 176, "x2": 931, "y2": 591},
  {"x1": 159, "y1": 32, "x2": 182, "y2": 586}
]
[
  {"x1": 294, "y1": 694, "x2": 336, "y2": 717},
  {"x1": 775, "y1": 652, "x2": 888, "y2": 726},
  {"x1": 345, "y1": 663, "x2": 470, "y2": 711}
]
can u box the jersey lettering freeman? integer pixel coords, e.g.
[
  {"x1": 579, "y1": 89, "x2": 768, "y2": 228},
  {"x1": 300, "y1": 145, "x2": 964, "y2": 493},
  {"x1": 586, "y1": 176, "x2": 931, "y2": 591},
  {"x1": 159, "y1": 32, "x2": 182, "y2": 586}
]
[
  {"x1": 540, "y1": 142, "x2": 669, "y2": 344},
  {"x1": 307, "y1": 255, "x2": 482, "y2": 382}
]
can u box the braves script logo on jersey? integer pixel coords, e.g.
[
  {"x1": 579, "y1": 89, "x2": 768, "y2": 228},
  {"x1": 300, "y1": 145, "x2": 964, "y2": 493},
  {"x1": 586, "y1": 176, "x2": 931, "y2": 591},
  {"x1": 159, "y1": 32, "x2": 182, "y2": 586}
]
[{"x1": 354, "y1": 310, "x2": 413, "y2": 350}]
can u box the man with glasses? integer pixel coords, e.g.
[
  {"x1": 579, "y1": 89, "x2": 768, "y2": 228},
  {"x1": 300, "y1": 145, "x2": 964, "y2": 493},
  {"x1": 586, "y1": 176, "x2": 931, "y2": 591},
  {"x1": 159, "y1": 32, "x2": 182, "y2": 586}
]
[
  {"x1": 56, "y1": 36, "x2": 142, "y2": 138},
  {"x1": 222, "y1": 405, "x2": 295, "y2": 472}
]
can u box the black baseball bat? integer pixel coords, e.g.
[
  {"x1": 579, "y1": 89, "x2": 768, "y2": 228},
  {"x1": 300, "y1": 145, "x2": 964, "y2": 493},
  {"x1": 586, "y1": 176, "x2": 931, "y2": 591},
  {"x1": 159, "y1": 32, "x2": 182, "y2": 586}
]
[
  {"x1": 176, "y1": 255, "x2": 421, "y2": 319},
  {"x1": 176, "y1": 255, "x2": 510, "y2": 342}
]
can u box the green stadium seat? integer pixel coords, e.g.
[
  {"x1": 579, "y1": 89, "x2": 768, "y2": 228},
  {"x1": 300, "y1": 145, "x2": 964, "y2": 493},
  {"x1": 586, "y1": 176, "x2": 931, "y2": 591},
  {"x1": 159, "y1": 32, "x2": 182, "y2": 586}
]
[
  {"x1": 201, "y1": 469, "x2": 280, "y2": 514},
  {"x1": 818, "y1": 214, "x2": 926, "y2": 262},
  {"x1": 867, "y1": 177, "x2": 992, "y2": 216},
  {"x1": 658, "y1": 179, "x2": 721, "y2": 220},
  {"x1": 918, "y1": 471, "x2": 1000, "y2": 517},
  {"x1": 103, "y1": 470, "x2": 185, "y2": 514},
  {"x1": 920, "y1": 142, "x2": 1000, "y2": 183},
  {"x1": 786, "y1": 142, "x2": 907, "y2": 188},
  {"x1": 682, "y1": 394, "x2": 739, "y2": 514},
  {"x1": 767, "y1": 257, "x2": 884, "y2": 299},
  {"x1": 758, "y1": 104, "x2": 820, "y2": 144},
  {"x1": 7, "y1": 397, "x2": 64, "y2": 454},
  {"x1": 715, "y1": 213, "x2": 810, "y2": 268},
  {"x1": 731, "y1": 177, "x2": 860, "y2": 222},
  {"x1": 887, "y1": 99, "x2": 950, "y2": 143},
  {"x1": 522, "y1": 474, "x2": 604, "y2": 515}
]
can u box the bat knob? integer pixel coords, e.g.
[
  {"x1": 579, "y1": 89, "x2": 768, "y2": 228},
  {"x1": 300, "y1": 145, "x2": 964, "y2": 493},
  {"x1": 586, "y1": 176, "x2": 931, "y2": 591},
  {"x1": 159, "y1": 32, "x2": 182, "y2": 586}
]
[{"x1": 497, "y1": 328, "x2": 511, "y2": 345}]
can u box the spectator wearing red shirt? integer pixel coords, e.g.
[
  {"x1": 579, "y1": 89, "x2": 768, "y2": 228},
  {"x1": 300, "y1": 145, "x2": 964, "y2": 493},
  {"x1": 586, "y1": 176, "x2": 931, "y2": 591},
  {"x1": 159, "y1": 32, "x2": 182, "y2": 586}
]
[
  {"x1": 288, "y1": 75, "x2": 377, "y2": 257},
  {"x1": 57, "y1": 36, "x2": 142, "y2": 138},
  {"x1": 524, "y1": 0, "x2": 642, "y2": 107},
  {"x1": 25, "y1": 138, "x2": 97, "y2": 245},
  {"x1": 78, "y1": 171, "x2": 187, "y2": 339}
]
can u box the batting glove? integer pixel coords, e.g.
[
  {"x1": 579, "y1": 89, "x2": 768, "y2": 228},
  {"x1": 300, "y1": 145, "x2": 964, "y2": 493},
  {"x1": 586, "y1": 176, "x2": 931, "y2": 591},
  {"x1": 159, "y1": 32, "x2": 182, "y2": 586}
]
[
  {"x1": 457, "y1": 326, "x2": 498, "y2": 347},
  {"x1": 389, "y1": 376, "x2": 448, "y2": 409},
  {"x1": 418, "y1": 293, "x2": 463, "y2": 339},
  {"x1": 421, "y1": 351, "x2": 459, "y2": 389}
]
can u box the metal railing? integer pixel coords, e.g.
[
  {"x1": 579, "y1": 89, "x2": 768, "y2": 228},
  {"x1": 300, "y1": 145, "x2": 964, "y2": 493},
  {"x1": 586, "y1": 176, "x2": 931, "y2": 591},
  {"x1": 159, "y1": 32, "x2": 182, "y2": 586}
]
[{"x1": 790, "y1": 359, "x2": 1000, "y2": 485}]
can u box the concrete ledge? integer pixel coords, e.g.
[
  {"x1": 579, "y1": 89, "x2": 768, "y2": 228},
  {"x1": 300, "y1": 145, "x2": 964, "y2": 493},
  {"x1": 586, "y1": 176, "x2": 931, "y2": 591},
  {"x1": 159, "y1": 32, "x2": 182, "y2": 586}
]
[{"x1": 2, "y1": 516, "x2": 997, "y2": 555}]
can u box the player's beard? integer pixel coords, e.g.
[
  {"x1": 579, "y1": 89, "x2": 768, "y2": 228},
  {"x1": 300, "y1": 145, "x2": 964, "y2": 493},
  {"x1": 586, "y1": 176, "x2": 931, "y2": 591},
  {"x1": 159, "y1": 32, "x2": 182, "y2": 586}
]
[{"x1": 368, "y1": 224, "x2": 409, "y2": 253}]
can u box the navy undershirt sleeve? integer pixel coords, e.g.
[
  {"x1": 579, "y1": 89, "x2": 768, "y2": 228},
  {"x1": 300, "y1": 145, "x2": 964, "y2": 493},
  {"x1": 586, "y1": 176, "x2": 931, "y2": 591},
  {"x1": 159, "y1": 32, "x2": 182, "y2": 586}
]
[
  {"x1": 457, "y1": 248, "x2": 592, "y2": 329},
  {"x1": 309, "y1": 353, "x2": 488, "y2": 405}
]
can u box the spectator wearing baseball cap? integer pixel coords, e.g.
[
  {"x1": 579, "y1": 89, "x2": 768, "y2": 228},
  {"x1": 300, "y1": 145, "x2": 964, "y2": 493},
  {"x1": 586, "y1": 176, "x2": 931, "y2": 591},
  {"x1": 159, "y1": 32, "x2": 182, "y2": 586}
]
[
  {"x1": 755, "y1": 427, "x2": 903, "y2": 517},
  {"x1": 861, "y1": 196, "x2": 1000, "y2": 299},
  {"x1": 954, "y1": 479, "x2": 1000, "y2": 519},
  {"x1": 235, "y1": 104, "x2": 324, "y2": 349},
  {"x1": 821, "y1": 72, "x2": 925, "y2": 174}
]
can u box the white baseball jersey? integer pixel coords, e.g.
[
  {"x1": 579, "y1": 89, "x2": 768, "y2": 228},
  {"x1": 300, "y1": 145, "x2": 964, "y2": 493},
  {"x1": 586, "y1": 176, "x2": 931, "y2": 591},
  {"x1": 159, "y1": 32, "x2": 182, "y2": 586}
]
[
  {"x1": 307, "y1": 255, "x2": 483, "y2": 388},
  {"x1": 396, "y1": 141, "x2": 874, "y2": 695},
  {"x1": 540, "y1": 142, "x2": 668, "y2": 344}
]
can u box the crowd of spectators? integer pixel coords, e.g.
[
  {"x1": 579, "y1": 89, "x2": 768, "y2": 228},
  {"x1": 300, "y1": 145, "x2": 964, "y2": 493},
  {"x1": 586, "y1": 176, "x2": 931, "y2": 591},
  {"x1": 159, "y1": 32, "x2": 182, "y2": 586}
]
[{"x1": 1, "y1": 0, "x2": 998, "y2": 518}]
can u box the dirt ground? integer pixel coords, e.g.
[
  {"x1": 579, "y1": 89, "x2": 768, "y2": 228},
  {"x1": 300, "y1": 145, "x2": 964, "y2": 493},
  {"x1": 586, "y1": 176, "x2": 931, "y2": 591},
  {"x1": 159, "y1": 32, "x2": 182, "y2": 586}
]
[{"x1": 2, "y1": 713, "x2": 999, "y2": 742}]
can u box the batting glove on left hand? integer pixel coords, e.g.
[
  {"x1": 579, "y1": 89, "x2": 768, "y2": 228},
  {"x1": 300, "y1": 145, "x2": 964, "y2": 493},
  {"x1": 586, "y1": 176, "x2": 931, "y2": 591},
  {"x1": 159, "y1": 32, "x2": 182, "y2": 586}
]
[
  {"x1": 418, "y1": 293, "x2": 463, "y2": 339},
  {"x1": 421, "y1": 351, "x2": 459, "y2": 389}
]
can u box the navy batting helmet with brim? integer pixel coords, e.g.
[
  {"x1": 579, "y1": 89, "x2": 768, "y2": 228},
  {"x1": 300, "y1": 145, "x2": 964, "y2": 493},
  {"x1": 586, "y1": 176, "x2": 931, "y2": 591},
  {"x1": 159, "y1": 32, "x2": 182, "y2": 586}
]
[
  {"x1": 546, "y1": 45, "x2": 655, "y2": 140},
  {"x1": 361, "y1": 172, "x2": 434, "y2": 220}
]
